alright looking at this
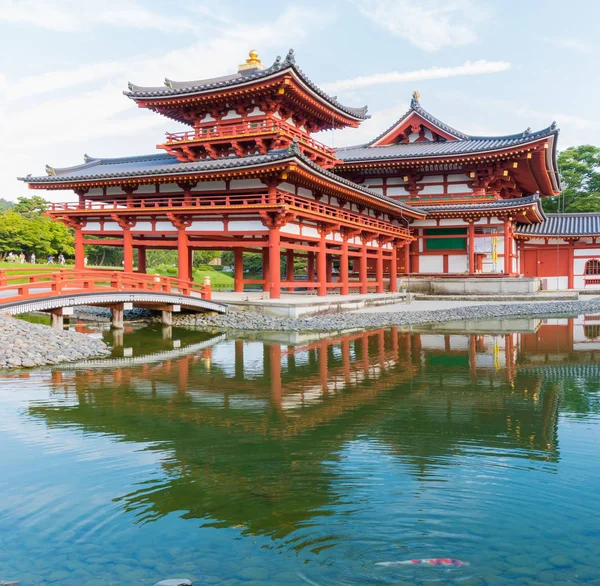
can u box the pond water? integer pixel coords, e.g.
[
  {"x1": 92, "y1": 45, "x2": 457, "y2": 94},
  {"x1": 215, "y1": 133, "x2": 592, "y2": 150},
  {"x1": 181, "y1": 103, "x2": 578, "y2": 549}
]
[{"x1": 1, "y1": 317, "x2": 600, "y2": 586}]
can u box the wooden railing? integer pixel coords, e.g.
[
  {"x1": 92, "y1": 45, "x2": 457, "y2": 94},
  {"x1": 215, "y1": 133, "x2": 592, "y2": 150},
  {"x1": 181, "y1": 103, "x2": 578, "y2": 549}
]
[
  {"x1": 163, "y1": 119, "x2": 335, "y2": 156},
  {"x1": 0, "y1": 269, "x2": 211, "y2": 305},
  {"x1": 47, "y1": 192, "x2": 411, "y2": 239}
]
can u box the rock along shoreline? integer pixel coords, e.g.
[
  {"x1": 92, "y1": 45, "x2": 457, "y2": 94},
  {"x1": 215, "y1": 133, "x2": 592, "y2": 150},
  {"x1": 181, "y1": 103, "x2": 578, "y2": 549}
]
[
  {"x1": 0, "y1": 315, "x2": 110, "y2": 369},
  {"x1": 3, "y1": 298, "x2": 600, "y2": 369},
  {"x1": 168, "y1": 298, "x2": 600, "y2": 332}
]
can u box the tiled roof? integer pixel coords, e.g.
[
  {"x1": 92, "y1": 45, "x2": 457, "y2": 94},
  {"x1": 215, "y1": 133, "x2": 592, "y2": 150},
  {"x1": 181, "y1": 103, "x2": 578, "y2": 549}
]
[
  {"x1": 338, "y1": 125, "x2": 558, "y2": 162},
  {"x1": 416, "y1": 194, "x2": 543, "y2": 214},
  {"x1": 19, "y1": 144, "x2": 420, "y2": 217},
  {"x1": 125, "y1": 49, "x2": 369, "y2": 121},
  {"x1": 516, "y1": 213, "x2": 600, "y2": 236},
  {"x1": 368, "y1": 95, "x2": 470, "y2": 145}
]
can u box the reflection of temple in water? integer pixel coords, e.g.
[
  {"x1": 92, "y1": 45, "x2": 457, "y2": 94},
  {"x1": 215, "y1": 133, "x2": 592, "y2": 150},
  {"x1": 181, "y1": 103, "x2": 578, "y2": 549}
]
[{"x1": 27, "y1": 317, "x2": 600, "y2": 538}]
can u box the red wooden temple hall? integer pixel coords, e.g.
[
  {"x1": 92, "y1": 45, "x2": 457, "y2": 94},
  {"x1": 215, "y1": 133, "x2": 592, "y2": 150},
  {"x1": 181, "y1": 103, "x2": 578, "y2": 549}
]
[{"x1": 20, "y1": 50, "x2": 600, "y2": 292}]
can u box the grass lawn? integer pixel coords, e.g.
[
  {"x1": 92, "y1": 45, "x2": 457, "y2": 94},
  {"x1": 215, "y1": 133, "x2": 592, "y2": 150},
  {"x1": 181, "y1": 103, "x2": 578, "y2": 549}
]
[{"x1": 0, "y1": 262, "x2": 235, "y2": 291}]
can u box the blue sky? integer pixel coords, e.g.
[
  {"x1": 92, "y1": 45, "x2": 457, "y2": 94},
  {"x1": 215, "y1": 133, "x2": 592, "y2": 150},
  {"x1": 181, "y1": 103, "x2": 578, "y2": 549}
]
[{"x1": 2, "y1": 0, "x2": 599, "y2": 201}]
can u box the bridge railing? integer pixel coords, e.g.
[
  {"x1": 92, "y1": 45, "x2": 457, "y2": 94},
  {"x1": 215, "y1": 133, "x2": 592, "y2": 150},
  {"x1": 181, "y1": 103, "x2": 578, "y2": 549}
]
[{"x1": 0, "y1": 269, "x2": 211, "y2": 305}]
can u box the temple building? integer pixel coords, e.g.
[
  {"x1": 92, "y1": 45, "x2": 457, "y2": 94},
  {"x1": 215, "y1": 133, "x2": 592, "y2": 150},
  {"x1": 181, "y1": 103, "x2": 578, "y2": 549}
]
[{"x1": 19, "y1": 50, "x2": 600, "y2": 294}]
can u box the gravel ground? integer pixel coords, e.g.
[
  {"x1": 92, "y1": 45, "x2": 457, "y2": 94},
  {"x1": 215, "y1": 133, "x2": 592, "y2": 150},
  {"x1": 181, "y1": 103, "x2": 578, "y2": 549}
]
[
  {"x1": 0, "y1": 315, "x2": 110, "y2": 368},
  {"x1": 169, "y1": 299, "x2": 600, "y2": 332}
]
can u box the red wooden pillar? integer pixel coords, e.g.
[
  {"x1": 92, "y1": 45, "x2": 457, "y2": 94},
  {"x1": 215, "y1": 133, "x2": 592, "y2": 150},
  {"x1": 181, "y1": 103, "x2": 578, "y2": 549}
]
[
  {"x1": 568, "y1": 242, "x2": 575, "y2": 289},
  {"x1": 262, "y1": 248, "x2": 270, "y2": 293},
  {"x1": 286, "y1": 248, "x2": 294, "y2": 292},
  {"x1": 403, "y1": 242, "x2": 410, "y2": 274},
  {"x1": 340, "y1": 235, "x2": 349, "y2": 295},
  {"x1": 359, "y1": 238, "x2": 368, "y2": 294},
  {"x1": 468, "y1": 220, "x2": 475, "y2": 275},
  {"x1": 269, "y1": 343, "x2": 282, "y2": 408},
  {"x1": 389, "y1": 242, "x2": 398, "y2": 292},
  {"x1": 268, "y1": 227, "x2": 281, "y2": 299},
  {"x1": 307, "y1": 251, "x2": 315, "y2": 292},
  {"x1": 234, "y1": 248, "x2": 244, "y2": 293},
  {"x1": 376, "y1": 240, "x2": 384, "y2": 294},
  {"x1": 177, "y1": 228, "x2": 189, "y2": 281},
  {"x1": 317, "y1": 232, "x2": 327, "y2": 297},
  {"x1": 74, "y1": 226, "x2": 85, "y2": 270},
  {"x1": 188, "y1": 249, "x2": 194, "y2": 282},
  {"x1": 123, "y1": 228, "x2": 134, "y2": 273},
  {"x1": 503, "y1": 219, "x2": 512, "y2": 275},
  {"x1": 137, "y1": 246, "x2": 146, "y2": 273}
]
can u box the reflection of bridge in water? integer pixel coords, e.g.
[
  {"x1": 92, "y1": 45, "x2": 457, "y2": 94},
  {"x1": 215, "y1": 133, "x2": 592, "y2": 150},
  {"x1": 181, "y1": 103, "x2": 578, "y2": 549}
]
[{"x1": 23, "y1": 318, "x2": 597, "y2": 539}]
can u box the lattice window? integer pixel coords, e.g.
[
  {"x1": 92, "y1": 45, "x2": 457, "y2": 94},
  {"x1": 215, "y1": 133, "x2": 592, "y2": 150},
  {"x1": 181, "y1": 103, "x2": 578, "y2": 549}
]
[
  {"x1": 585, "y1": 259, "x2": 600, "y2": 275},
  {"x1": 585, "y1": 325, "x2": 600, "y2": 340}
]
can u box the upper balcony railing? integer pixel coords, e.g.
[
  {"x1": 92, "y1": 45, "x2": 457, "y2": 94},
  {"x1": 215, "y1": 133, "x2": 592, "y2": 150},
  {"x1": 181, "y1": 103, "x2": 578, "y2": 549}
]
[
  {"x1": 163, "y1": 119, "x2": 336, "y2": 157},
  {"x1": 47, "y1": 192, "x2": 410, "y2": 239}
]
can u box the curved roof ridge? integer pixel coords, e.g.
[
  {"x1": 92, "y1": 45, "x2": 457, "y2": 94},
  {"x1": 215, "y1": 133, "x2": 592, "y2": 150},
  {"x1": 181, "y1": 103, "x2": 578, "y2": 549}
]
[
  {"x1": 124, "y1": 49, "x2": 369, "y2": 121},
  {"x1": 467, "y1": 122, "x2": 558, "y2": 141},
  {"x1": 367, "y1": 95, "x2": 469, "y2": 147}
]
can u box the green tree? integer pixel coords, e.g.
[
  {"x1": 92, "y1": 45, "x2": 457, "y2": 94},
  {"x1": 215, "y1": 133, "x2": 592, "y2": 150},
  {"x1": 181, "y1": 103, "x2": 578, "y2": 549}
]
[
  {"x1": 543, "y1": 145, "x2": 600, "y2": 213},
  {"x1": 0, "y1": 198, "x2": 13, "y2": 211},
  {"x1": 0, "y1": 196, "x2": 74, "y2": 260}
]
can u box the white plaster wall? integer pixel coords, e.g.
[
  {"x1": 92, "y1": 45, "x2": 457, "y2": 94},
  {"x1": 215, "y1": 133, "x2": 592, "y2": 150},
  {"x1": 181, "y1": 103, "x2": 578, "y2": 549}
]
[
  {"x1": 302, "y1": 226, "x2": 320, "y2": 239},
  {"x1": 544, "y1": 276, "x2": 569, "y2": 289},
  {"x1": 155, "y1": 222, "x2": 178, "y2": 232},
  {"x1": 131, "y1": 222, "x2": 153, "y2": 232},
  {"x1": 387, "y1": 177, "x2": 407, "y2": 185},
  {"x1": 135, "y1": 184, "x2": 157, "y2": 194},
  {"x1": 448, "y1": 255, "x2": 468, "y2": 272},
  {"x1": 298, "y1": 187, "x2": 312, "y2": 198},
  {"x1": 447, "y1": 183, "x2": 472, "y2": 194},
  {"x1": 369, "y1": 187, "x2": 384, "y2": 195},
  {"x1": 413, "y1": 219, "x2": 439, "y2": 227},
  {"x1": 437, "y1": 218, "x2": 466, "y2": 227},
  {"x1": 160, "y1": 183, "x2": 183, "y2": 193},
  {"x1": 448, "y1": 174, "x2": 470, "y2": 182},
  {"x1": 222, "y1": 109, "x2": 240, "y2": 120},
  {"x1": 419, "y1": 185, "x2": 444, "y2": 195},
  {"x1": 423, "y1": 174, "x2": 444, "y2": 183},
  {"x1": 230, "y1": 179, "x2": 264, "y2": 189},
  {"x1": 106, "y1": 187, "x2": 126, "y2": 196},
  {"x1": 189, "y1": 221, "x2": 225, "y2": 231},
  {"x1": 88, "y1": 188, "x2": 103, "y2": 196},
  {"x1": 387, "y1": 187, "x2": 408, "y2": 196},
  {"x1": 102, "y1": 222, "x2": 122, "y2": 232},
  {"x1": 279, "y1": 182, "x2": 296, "y2": 193},
  {"x1": 194, "y1": 181, "x2": 226, "y2": 191},
  {"x1": 228, "y1": 221, "x2": 266, "y2": 232},
  {"x1": 424, "y1": 129, "x2": 434, "y2": 141},
  {"x1": 420, "y1": 256, "x2": 444, "y2": 272},
  {"x1": 363, "y1": 178, "x2": 383, "y2": 186},
  {"x1": 280, "y1": 224, "x2": 301, "y2": 235},
  {"x1": 82, "y1": 222, "x2": 101, "y2": 232}
]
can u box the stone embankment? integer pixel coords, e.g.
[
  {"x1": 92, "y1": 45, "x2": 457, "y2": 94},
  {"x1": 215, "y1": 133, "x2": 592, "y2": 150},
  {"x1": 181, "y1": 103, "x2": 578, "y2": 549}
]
[
  {"x1": 170, "y1": 299, "x2": 600, "y2": 332},
  {"x1": 0, "y1": 315, "x2": 110, "y2": 368}
]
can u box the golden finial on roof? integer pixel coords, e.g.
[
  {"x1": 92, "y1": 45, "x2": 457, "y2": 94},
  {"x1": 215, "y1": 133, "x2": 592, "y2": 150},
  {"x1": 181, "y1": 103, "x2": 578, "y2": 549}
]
[
  {"x1": 411, "y1": 90, "x2": 420, "y2": 108},
  {"x1": 413, "y1": 90, "x2": 420, "y2": 100},
  {"x1": 238, "y1": 49, "x2": 266, "y2": 73}
]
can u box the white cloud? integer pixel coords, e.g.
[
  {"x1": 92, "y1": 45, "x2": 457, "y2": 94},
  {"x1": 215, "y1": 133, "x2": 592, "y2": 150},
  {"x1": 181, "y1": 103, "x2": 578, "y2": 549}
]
[
  {"x1": 542, "y1": 37, "x2": 594, "y2": 54},
  {"x1": 0, "y1": 0, "x2": 214, "y2": 33},
  {"x1": 323, "y1": 60, "x2": 511, "y2": 92},
  {"x1": 351, "y1": 0, "x2": 487, "y2": 52},
  {"x1": 3, "y1": 5, "x2": 332, "y2": 200}
]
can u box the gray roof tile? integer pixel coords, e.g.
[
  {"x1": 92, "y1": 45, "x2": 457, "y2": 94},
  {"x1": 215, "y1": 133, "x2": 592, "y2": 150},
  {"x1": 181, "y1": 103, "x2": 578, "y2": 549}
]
[
  {"x1": 125, "y1": 49, "x2": 369, "y2": 121},
  {"x1": 19, "y1": 144, "x2": 419, "y2": 217},
  {"x1": 516, "y1": 213, "x2": 600, "y2": 236},
  {"x1": 416, "y1": 194, "x2": 545, "y2": 216},
  {"x1": 338, "y1": 125, "x2": 558, "y2": 162}
]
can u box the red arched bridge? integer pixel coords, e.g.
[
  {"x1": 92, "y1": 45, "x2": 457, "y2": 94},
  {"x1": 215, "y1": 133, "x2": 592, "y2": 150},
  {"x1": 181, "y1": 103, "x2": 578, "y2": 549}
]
[{"x1": 0, "y1": 268, "x2": 227, "y2": 328}]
